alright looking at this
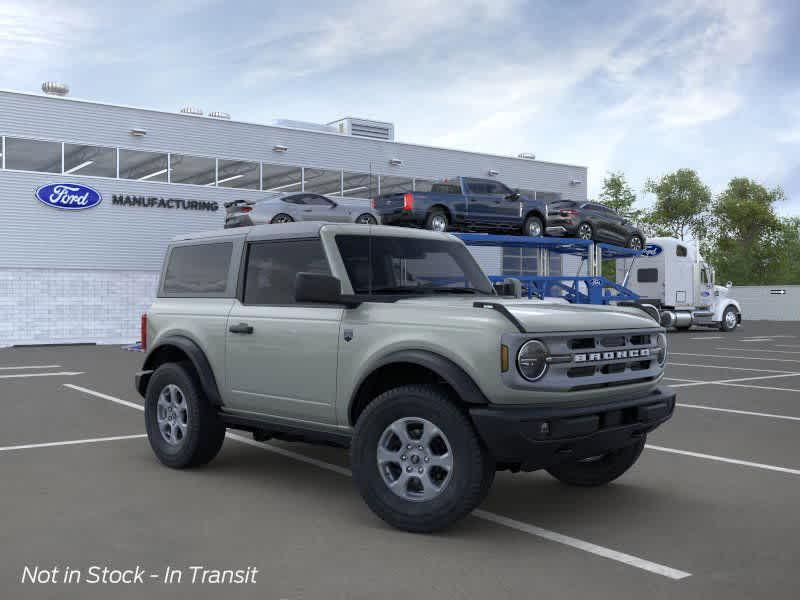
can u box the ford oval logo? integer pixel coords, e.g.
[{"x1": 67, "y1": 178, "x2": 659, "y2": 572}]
[
  {"x1": 35, "y1": 183, "x2": 103, "y2": 210},
  {"x1": 642, "y1": 244, "x2": 663, "y2": 257}
]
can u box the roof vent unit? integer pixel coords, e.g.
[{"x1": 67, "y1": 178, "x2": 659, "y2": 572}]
[
  {"x1": 180, "y1": 106, "x2": 204, "y2": 116},
  {"x1": 517, "y1": 152, "x2": 536, "y2": 160},
  {"x1": 328, "y1": 117, "x2": 395, "y2": 141},
  {"x1": 209, "y1": 111, "x2": 231, "y2": 120},
  {"x1": 41, "y1": 81, "x2": 69, "y2": 96},
  {"x1": 270, "y1": 119, "x2": 338, "y2": 134}
]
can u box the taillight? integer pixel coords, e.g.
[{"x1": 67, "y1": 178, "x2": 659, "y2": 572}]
[
  {"x1": 371, "y1": 198, "x2": 376, "y2": 209},
  {"x1": 403, "y1": 193, "x2": 414, "y2": 211},
  {"x1": 560, "y1": 209, "x2": 578, "y2": 216},
  {"x1": 240, "y1": 206, "x2": 252, "y2": 213},
  {"x1": 140, "y1": 313, "x2": 148, "y2": 351}
]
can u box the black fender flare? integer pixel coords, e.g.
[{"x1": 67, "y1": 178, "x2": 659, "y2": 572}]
[
  {"x1": 137, "y1": 335, "x2": 223, "y2": 406},
  {"x1": 350, "y1": 349, "x2": 489, "y2": 423}
]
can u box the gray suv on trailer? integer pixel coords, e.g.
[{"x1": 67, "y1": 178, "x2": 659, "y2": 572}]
[{"x1": 136, "y1": 222, "x2": 675, "y2": 532}]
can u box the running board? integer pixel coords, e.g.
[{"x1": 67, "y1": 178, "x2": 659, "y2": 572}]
[{"x1": 220, "y1": 412, "x2": 351, "y2": 448}]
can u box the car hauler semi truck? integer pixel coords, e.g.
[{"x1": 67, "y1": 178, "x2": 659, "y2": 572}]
[{"x1": 617, "y1": 237, "x2": 742, "y2": 332}]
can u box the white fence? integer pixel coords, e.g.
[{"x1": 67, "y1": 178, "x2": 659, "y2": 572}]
[{"x1": 729, "y1": 285, "x2": 800, "y2": 321}]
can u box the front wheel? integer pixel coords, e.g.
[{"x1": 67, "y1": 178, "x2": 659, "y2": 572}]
[
  {"x1": 144, "y1": 362, "x2": 226, "y2": 469},
  {"x1": 351, "y1": 385, "x2": 494, "y2": 533},
  {"x1": 720, "y1": 306, "x2": 739, "y2": 331},
  {"x1": 546, "y1": 436, "x2": 645, "y2": 486},
  {"x1": 576, "y1": 222, "x2": 594, "y2": 240},
  {"x1": 523, "y1": 215, "x2": 544, "y2": 237}
]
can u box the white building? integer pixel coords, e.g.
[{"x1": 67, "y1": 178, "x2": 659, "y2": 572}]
[{"x1": 0, "y1": 85, "x2": 587, "y2": 346}]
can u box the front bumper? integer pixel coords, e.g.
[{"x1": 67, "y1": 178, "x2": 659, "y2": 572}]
[{"x1": 469, "y1": 387, "x2": 675, "y2": 471}]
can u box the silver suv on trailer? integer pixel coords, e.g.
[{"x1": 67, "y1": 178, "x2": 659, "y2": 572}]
[{"x1": 136, "y1": 222, "x2": 676, "y2": 532}]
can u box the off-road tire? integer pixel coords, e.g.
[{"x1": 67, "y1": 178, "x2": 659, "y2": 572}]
[
  {"x1": 524, "y1": 215, "x2": 544, "y2": 237},
  {"x1": 351, "y1": 384, "x2": 494, "y2": 533},
  {"x1": 424, "y1": 209, "x2": 449, "y2": 232},
  {"x1": 145, "y1": 362, "x2": 226, "y2": 469},
  {"x1": 546, "y1": 436, "x2": 646, "y2": 487}
]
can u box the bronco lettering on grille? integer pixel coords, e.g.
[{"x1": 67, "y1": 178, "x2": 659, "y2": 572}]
[{"x1": 574, "y1": 348, "x2": 650, "y2": 363}]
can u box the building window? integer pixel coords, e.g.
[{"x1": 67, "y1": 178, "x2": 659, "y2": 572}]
[
  {"x1": 4, "y1": 137, "x2": 61, "y2": 173},
  {"x1": 304, "y1": 167, "x2": 342, "y2": 196},
  {"x1": 217, "y1": 159, "x2": 260, "y2": 189},
  {"x1": 341, "y1": 171, "x2": 378, "y2": 199},
  {"x1": 119, "y1": 149, "x2": 169, "y2": 182},
  {"x1": 63, "y1": 143, "x2": 117, "y2": 177},
  {"x1": 378, "y1": 175, "x2": 413, "y2": 196},
  {"x1": 170, "y1": 154, "x2": 216, "y2": 186},
  {"x1": 262, "y1": 163, "x2": 302, "y2": 192}
]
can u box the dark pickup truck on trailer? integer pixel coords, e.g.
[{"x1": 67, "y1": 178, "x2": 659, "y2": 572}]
[{"x1": 372, "y1": 177, "x2": 548, "y2": 236}]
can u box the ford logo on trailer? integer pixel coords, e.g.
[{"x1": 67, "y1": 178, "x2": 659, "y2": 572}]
[
  {"x1": 35, "y1": 183, "x2": 103, "y2": 210},
  {"x1": 642, "y1": 244, "x2": 663, "y2": 257}
]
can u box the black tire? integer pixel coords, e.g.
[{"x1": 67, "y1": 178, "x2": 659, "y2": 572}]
[
  {"x1": 720, "y1": 306, "x2": 738, "y2": 332},
  {"x1": 270, "y1": 213, "x2": 294, "y2": 224},
  {"x1": 546, "y1": 436, "x2": 645, "y2": 487},
  {"x1": 144, "y1": 362, "x2": 226, "y2": 469},
  {"x1": 356, "y1": 213, "x2": 378, "y2": 225},
  {"x1": 576, "y1": 222, "x2": 594, "y2": 240},
  {"x1": 523, "y1": 215, "x2": 544, "y2": 237},
  {"x1": 627, "y1": 235, "x2": 644, "y2": 250},
  {"x1": 424, "y1": 208, "x2": 449, "y2": 232},
  {"x1": 351, "y1": 384, "x2": 494, "y2": 533}
]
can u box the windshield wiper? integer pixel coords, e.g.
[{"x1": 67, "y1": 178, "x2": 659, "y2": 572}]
[{"x1": 427, "y1": 287, "x2": 484, "y2": 294}]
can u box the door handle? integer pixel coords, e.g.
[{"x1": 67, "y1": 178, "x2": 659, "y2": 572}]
[
  {"x1": 229, "y1": 323, "x2": 254, "y2": 334},
  {"x1": 303, "y1": 209, "x2": 313, "y2": 212}
]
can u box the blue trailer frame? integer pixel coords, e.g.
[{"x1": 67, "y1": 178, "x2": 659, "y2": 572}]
[{"x1": 454, "y1": 233, "x2": 642, "y2": 305}]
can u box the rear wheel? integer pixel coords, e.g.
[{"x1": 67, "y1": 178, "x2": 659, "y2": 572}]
[
  {"x1": 351, "y1": 384, "x2": 494, "y2": 533},
  {"x1": 144, "y1": 362, "x2": 225, "y2": 469},
  {"x1": 627, "y1": 235, "x2": 644, "y2": 250},
  {"x1": 720, "y1": 306, "x2": 738, "y2": 331},
  {"x1": 270, "y1": 213, "x2": 293, "y2": 224},
  {"x1": 523, "y1": 215, "x2": 544, "y2": 237},
  {"x1": 356, "y1": 213, "x2": 377, "y2": 225},
  {"x1": 577, "y1": 222, "x2": 594, "y2": 240},
  {"x1": 546, "y1": 436, "x2": 645, "y2": 486},
  {"x1": 424, "y1": 209, "x2": 449, "y2": 232}
]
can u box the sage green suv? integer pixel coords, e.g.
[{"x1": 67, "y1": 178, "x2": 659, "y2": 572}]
[{"x1": 136, "y1": 222, "x2": 675, "y2": 532}]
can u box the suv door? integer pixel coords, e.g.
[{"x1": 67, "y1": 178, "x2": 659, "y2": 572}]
[{"x1": 225, "y1": 238, "x2": 342, "y2": 425}]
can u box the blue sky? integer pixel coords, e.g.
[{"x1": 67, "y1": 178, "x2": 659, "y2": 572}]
[{"x1": 3, "y1": 0, "x2": 799, "y2": 215}]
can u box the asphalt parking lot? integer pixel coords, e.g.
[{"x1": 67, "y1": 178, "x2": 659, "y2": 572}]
[{"x1": 2, "y1": 321, "x2": 799, "y2": 599}]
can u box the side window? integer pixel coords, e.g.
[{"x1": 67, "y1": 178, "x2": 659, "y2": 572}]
[
  {"x1": 676, "y1": 245, "x2": 688, "y2": 257},
  {"x1": 163, "y1": 242, "x2": 233, "y2": 296},
  {"x1": 243, "y1": 240, "x2": 331, "y2": 305},
  {"x1": 465, "y1": 180, "x2": 487, "y2": 194},
  {"x1": 282, "y1": 195, "x2": 305, "y2": 205},
  {"x1": 306, "y1": 195, "x2": 334, "y2": 206},
  {"x1": 637, "y1": 268, "x2": 659, "y2": 283},
  {"x1": 485, "y1": 181, "x2": 512, "y2": 195}
]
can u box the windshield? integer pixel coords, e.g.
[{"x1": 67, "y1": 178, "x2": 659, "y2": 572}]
[{"x1": 335, "y1": 235, "x2": 495, "y2": 296}]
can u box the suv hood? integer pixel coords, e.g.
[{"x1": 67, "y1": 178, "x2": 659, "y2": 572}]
[{"x1": 394, "y1": 296, "x2": 658, "y2": 332}]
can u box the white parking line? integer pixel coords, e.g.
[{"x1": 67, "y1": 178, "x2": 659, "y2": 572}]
[
  {"x1": 667, "y1": 362, "x2": 797, "y2": 374},
  {"x1": 0, "y1": 364, "x2": 61, "y2": 370},
  {"x1": 63, "y1": 384, "x2": 691, "y2": 580},
  {"x1": 676, "y1": 403, "x2": 800, "y2": 422},
  {"x1": 0, "y1": 434, "x2": 146, "y2": 453},
  {"x1": 0, "y1": 371, "x2": 84, "y2": 379},
  {"x1": 775, "y1": 344, "x2": 800, "y2": 349},
  {"x1": 688, "y1": 336, "x2": 723, "y2": 340},
  {"x1": 666, "y1": 373, "x2": 800, "y2": 389},
  {"x1": 717, "y1": 382, "x2": 800, "y2": 394},
  {"x1": 717, "y1": 347, "x2": 800, "y2": 355},
  {"x1": 671, "y1": 352, "x2": 800, "y2": 364},
  {"x1": 646, "y1": 445, "x2": 800, "y2": 476}
]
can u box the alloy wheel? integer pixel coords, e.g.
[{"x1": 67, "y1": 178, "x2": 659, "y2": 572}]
[
  {"x1": 578, "y1": 224, "x2": 593, "y2": 240},
  {"x1": 430, "y1": 215, "x2": 447, "y2": 232},
  {"x1": 629, "y1": 236, "x2": 643, "y2": 250},
  {"x1": 156, "y1": 384, "x2": 189, "y2": 446},
  {"x1": 357, "y1": 214, "x2": 377, "y2": 225},
  {"x1": 377, "y1": 417, "x2": 454, "y2": 502}
]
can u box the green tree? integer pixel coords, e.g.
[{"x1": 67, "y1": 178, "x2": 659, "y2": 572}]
[
  {"x1": 643, "y1": 169, "x2": 712, "y2": 240},
  {"x1": 705, "y1": 178, "x2": 787, "y2": 284},
  {"x1": 598, "y1": 171, "x2": 640, "y2": 221}
]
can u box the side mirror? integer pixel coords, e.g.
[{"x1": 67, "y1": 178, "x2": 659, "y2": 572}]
[
  {"x1": 295, "y1": 273, "x2": 360, "y2": 307},
  {"x1": 506, "y1": 191, "x2": 521, "y2": 201}
]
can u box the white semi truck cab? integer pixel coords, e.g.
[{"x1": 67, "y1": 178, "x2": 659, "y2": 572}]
[{"x1": 617, "y1": 237, "x2": 742, "y2": 332}]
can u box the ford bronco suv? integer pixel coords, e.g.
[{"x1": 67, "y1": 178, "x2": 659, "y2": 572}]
[{"x1": 136, "y1": 222, "x2": 675, "y2": 533}]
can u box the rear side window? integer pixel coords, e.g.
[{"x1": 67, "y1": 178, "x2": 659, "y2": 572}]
[
  {"x1": 676, "y1": 245, "x2": 688, "y2": 257},
  {"x1": 243, "y1": 239, "x2": 330, "y2": 305},
  {"x1": 637, "y1": 268, "x2": 659, "y2": 283},
  {"x1": 430, "y1": 183, "x2": 461, "y2": 194},
  {"x1": 163, "y1": 242, "x2": 233, "y2": 295}
]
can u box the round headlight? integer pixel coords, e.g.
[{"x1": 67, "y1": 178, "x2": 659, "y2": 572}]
[
  {"x1": 655, "y1": 333, "x2": 667, "y2": 365},
  {"x1": 517, "y1": 340, "x2": 549, "y2": 381}
]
